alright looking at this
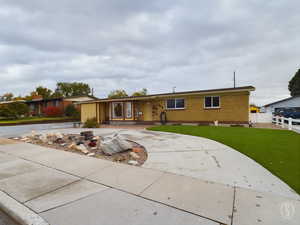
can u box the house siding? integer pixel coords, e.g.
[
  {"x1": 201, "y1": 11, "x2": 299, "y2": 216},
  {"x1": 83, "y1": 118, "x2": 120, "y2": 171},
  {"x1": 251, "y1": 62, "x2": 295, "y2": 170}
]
[
  {"x1": 263, "y1": 96, "x2": 300, "y2": 114},
  {"x1": 80, "y1": 90, "x2": 250, "y2": 124},
  {"x1": 81, "y1": 103, "x2": 97, "y2": 123},
  {"x1": 150, "y1": 91, "x2": 250, "y2": 123}
]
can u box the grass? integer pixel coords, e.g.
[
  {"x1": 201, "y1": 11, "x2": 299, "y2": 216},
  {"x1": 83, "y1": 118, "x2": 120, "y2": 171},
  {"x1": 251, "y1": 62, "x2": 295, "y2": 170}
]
[
  {"x1": 0, "y1": 117, "x2": 74, "y2": 124},
  {"x1": 148, "y1": 125, "x2": 300, "y2": 194}
]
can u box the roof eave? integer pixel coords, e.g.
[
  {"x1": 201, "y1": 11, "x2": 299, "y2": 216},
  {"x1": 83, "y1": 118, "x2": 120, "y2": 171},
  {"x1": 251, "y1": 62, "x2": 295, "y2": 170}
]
[{"x1": 79, "y1": 86, "x2": 255, "y2": 105}]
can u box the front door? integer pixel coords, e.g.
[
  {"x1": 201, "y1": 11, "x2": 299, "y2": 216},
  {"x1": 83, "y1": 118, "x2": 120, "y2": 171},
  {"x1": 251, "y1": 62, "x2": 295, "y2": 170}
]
[{"x1": 111, "y1": 102, "x2": 133, "y2": 120}]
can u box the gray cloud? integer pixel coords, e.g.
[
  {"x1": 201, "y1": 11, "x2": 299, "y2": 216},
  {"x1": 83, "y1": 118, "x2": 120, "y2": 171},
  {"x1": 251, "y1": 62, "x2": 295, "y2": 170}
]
[{"x1": 0, "y1": 0, "x2": 299, "y2": 105}]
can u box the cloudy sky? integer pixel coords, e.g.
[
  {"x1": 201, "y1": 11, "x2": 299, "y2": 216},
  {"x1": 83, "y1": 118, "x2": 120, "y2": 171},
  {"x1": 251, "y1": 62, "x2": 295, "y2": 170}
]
[{"x1": 0, "y1": 0, "x2": 299, "y2": 105}]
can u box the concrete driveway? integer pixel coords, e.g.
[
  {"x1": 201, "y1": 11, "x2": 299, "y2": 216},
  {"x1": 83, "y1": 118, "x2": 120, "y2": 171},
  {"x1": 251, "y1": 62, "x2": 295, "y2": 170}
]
[{"x1": 33, "y1": 128, "x2": 299, "y2": 200}]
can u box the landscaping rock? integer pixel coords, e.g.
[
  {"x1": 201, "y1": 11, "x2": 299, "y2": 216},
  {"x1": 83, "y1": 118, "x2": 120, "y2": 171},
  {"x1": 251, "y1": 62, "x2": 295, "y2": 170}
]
[
  {"x1": 55, "y1": 132, "x2": 63, "y2": 139},
  {"x1": 88, "y1": 140, "x2": 97, "y2": 147},
  {"x1": 54, "y1": 138, "x2": 64, "y2": 144},
  {"x1": 92, "y1": 136, "x2": 100, "y2": 141},
  {"x1": 101, "y1": 135, "x2": 134, "y2": 155},
  {"x1": 20, "y1": 137, "x2": 29, "y2": 141},
  {"x1": 76, "y1": 141, "x2": 84, "y2": 146},
  {"x1": 15, "y1": 132, "x2": 147, "y2": 166},
  {"x1": 132, "y1": 147, "x2": 143, "y2": 153},
  {"x1": 128, "y1": 160, "x2": 139, "y2": 166},
  {"x1": 39, "y1": 134, "x2": 48, "y2": 143},
  {"x1": 30, "y1": 130, "x2": 36, "y2": 137},
  {"x1": 130, "y1": 152, "x2": 140, "y2": 159},
  {"x1": 80, "y1": 131, "x2": 94, "y2": 140},
  {"x1": 75, "y1": 144, "x2": 89, "y2": 154},
  {"x1": 68, "y1": 136, "x2": 76, "y2": 141},
  {"x1": 68, "y1": 143, "x2": 76, "y2": 150}
]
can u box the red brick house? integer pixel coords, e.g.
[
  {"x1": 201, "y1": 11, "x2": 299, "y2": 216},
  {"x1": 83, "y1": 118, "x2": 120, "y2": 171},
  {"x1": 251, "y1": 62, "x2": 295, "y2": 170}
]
[{"x1": 26, "y1": 96, "x2": 97, "y2": 116}]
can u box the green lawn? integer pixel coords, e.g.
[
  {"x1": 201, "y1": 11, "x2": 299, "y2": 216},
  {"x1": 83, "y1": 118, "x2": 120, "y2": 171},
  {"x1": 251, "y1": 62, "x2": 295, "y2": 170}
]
[
  {"x1": 0, "y1": 117, "x2": 74, "y2": 124},
  {"x1": 148, "y1": 125, "x2": 300, "y2": 194}
]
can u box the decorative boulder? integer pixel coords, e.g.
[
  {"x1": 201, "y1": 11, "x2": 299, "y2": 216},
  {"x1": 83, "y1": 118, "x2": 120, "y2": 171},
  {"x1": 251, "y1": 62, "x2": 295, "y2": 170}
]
[{"x1": 100, "y1": 135, "x2": 134, "y2": 155}]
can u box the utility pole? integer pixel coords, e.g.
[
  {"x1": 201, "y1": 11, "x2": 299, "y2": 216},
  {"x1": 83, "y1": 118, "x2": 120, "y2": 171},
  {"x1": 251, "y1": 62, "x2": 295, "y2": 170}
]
[{"x1": 233, "y1": 71, "x2": 236, "y2": 88}]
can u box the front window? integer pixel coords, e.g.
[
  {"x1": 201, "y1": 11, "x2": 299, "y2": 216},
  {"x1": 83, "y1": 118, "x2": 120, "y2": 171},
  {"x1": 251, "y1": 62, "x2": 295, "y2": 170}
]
[
  {"x1": 205, "y1": 96, "x2": 220, "y2": 108},
  {"x1": 112, "y1": 102, "x2": 123, "y2": 118},
  {"x1": 166, "y1": 98, "x2": 185, "y2": 109}
]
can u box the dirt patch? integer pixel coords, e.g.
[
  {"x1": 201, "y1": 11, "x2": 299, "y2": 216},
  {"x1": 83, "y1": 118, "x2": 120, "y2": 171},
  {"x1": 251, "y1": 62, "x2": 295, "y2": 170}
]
[
  {"x1": 12, "y1": 133, "x2": 147, "y2": 166},
  {"x1": 0, "y1": 138, "x2": 17, "y2": 145}
]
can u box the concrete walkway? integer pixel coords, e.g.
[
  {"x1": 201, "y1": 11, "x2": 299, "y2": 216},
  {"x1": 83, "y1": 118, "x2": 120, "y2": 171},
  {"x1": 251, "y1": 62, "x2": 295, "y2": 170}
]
[
  {"x1": 35, "y1": 128, "x2": 299, "y2": 200},
  {"x1": 0, "y1": 140, "x2": 299, "y2": 225}
]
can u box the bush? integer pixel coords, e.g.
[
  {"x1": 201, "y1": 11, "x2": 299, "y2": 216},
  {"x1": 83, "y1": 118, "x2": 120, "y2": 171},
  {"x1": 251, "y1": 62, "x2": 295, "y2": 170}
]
[
  {"x1": 43, "y1": 106, "x2": 63, "y2": 117},
  {"x1": 65, "y1": 104, "x2": 80, "y2": 118},
  {"x1": 83, "y1": 118, "x2": 99, "y2": 128},
  {"x1": 0, "y1": 102, "x2": 29, "y2": 119}
]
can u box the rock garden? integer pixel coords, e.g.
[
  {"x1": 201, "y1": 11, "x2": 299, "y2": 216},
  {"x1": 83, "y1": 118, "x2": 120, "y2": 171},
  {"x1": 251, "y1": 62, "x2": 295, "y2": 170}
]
[{"x1": 11, "y1": 131, "x2": 147, "y2": 166}]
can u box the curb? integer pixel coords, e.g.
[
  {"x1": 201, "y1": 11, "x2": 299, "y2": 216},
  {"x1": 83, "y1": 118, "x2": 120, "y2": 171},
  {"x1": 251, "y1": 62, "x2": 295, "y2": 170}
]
[
  {"x1": 0, "y1": 191, "x2": 49, "y2": 225},
  {"x1": 0, "y1": 119, "x2": 77, "y2": 127}
]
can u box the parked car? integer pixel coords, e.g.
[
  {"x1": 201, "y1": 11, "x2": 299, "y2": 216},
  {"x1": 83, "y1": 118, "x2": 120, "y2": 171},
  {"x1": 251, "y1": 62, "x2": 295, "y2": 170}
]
[{"x1": 274, "y1": 109, "x2": 300, "y2": 119}]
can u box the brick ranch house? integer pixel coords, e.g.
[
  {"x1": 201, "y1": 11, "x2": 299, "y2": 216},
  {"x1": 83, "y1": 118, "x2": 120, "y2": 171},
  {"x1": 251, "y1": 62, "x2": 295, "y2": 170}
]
[
  {"x1": 79, "y1": 86, "x2": 255, "y2": 125},
  {"x1": 27, "y1": 95, "x2": 97, "y2": 116}
]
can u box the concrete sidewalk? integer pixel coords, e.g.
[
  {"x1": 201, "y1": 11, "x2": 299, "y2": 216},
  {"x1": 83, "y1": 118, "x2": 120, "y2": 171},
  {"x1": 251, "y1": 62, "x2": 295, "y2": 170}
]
[
  {"x1": 34, "y1": 128, "x2": 299, "y2": 200},
  {"x1": 0, "y1": 141, "x2": 299, "y2": 225}
]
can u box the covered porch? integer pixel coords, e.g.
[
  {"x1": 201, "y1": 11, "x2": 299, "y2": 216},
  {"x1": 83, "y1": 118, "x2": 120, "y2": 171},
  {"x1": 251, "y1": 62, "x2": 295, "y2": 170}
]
[{"x1": 94, "y1": 100, "x2": 154, "y2": 124}]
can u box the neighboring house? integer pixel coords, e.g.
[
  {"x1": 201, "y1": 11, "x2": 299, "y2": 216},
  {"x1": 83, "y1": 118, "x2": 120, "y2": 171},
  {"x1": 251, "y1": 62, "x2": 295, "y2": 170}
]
[
  {"x1": 261, "y1": 96, "x2": 300, "y2": 114},
  {"x1": 80, "y1": 86, "x2": 255, "y2": 125},
  {"x1": 250, "y1": 105, "x2": 260, "y2": 113},
  {"x1": 27, "y1": 95, "x2": 97, "y2": 116},
  {"x1": 0, "y1": 100, "x2": 26, "y2": 106}
]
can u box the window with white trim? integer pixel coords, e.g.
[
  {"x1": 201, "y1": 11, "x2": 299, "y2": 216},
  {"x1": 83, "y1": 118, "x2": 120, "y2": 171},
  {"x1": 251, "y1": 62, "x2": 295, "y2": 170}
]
[
  {"x1": 166, "y1": 98, "x2": 185, "y2": 109},
  {"x1": 204, "y1": 96, "x2": 220, "y2": 108}
]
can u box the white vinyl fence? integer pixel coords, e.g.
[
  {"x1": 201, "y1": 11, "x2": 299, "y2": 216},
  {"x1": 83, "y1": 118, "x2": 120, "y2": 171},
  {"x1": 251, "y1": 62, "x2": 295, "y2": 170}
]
[
  {"x1": 250, "y1": 113, "x2": 273, "y2": 123},
  {"x1": 272, "y1": 115, "x2": 300, "y2": 132}
]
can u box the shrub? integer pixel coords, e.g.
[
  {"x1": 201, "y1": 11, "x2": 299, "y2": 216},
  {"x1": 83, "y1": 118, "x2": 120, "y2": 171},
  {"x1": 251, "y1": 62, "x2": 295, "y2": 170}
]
[
  {"x1": 43, "y1": 106, "x2": 63, "y2": 117},
  {"x1": 0, "y1": 102, "x2": 29, "y2": 119},
  {"x1": 64, "y1": 104, "x2": 80, "y2": 118},
  {"x1": 83, "y1": 118, "x2": 99, "y2": 128}
]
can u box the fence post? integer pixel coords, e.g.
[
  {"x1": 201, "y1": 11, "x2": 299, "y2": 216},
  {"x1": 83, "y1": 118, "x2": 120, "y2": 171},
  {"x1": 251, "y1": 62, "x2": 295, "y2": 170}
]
[
  {"x1": 288, "y1": 117, "x2": 292, "y2": 130},
  {"x1": 276, "y1": 116, "x2": 279, "y2": 125},
  {"x1": 281, "y1": 117, "x2": 285, "y2": 128}
]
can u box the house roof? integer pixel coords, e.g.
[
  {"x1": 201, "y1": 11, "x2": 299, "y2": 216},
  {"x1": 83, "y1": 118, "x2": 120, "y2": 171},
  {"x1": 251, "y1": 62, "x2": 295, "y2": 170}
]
[
  {"x1": 263, "y1": 96, "x2": 298, "y2": 107},
  {"x1": 26, "y1": 95, "x2": 97, "y2": 103},
  {"x1": 80, "y1": 86, "x2": 255, "y2": 104},
  {"x1": 0, "y1": 100, "x2": 26, "y2": 105}
]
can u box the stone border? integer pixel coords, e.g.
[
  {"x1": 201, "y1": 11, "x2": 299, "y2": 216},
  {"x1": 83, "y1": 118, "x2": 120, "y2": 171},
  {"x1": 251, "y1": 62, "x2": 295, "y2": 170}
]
[{"x1": 0, "y1": 191, "x2": 49, "y2": 225}]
